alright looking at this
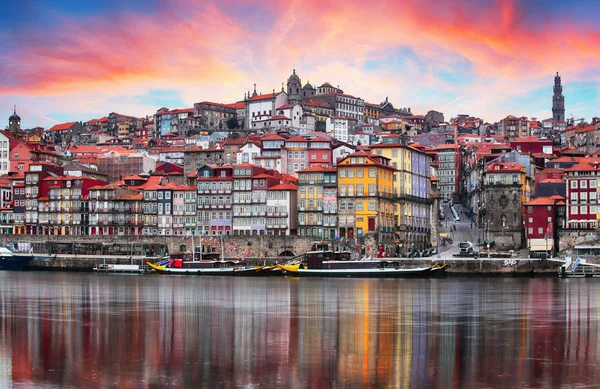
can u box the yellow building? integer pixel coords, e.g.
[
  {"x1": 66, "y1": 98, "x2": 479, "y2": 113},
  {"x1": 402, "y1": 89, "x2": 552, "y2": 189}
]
[
  {"x1": 371, "y1": 137, "x2": 432, "y2": 253},
  {"x1": 337, "y1": 152, "x2": 395, "y2": 238},
  {"x1": 297, "y1": 166, "x2": 338, "y2": 239}
]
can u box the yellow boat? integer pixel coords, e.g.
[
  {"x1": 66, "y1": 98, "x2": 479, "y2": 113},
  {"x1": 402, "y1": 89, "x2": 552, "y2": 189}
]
[{"x1": 277, "y1": 263, "x2": 302, "y2": 273}]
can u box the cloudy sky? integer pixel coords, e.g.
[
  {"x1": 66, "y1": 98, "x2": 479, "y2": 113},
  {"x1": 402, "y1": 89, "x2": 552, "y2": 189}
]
[{"x1": 2, "y1": 0, "x2": 600, "y2": 128}]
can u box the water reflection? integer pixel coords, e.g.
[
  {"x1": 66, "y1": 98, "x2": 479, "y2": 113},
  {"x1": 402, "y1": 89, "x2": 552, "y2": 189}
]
[{"x1": 0, "y1": 274, "x2": 598, "y2": 388}]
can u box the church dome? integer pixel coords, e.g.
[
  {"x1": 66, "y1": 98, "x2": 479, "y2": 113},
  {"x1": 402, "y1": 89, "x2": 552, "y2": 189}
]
[
  {"x1": 287, "y1": 69, "x2": 300, "y2": 84},
  {"x1": 9, "y1": 109, "x2": 20, "y2": 121},
  {"x1": 303, "y1": 81, "x2": 314, "y2": 90}
]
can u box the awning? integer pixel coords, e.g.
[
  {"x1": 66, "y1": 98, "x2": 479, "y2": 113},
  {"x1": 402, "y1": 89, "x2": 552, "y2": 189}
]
[{"x1": 529, "y1": 239, "x2": 553, "y2": 252}]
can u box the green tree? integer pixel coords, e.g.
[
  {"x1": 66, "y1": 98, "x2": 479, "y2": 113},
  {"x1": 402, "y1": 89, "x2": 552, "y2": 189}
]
[{"x1": 226, "y1": 117, "x2": 238, "y2": 130}]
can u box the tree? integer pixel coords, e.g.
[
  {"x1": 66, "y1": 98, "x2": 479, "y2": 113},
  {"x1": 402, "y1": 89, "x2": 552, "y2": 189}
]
[{"x1": 226, "y1": 117, "x2": 238, "y2": 130}]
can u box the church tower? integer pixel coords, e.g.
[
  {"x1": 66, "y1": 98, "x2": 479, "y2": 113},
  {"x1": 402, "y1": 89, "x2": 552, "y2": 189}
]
[
  {"x1": 8, "y1": 105, "x2": 21, "y2": 135},
  {"x1": 286, "y1": 69, "x2": 302, "y2": 105},
  {"x1": 552, "y1": 72, "x2": 565, "y2": 122}
]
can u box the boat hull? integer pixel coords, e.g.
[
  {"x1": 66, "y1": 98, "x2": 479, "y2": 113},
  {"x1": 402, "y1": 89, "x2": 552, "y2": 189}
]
[
  {"x1": 277, "y1": 264, "x2": 446, "y2": 278},
  {"x1": 0, "y1": 255, "x2": 33, "y2": 271},
  {"x1": 146, "y1": 262, "x2": 267, "y2": 276}
]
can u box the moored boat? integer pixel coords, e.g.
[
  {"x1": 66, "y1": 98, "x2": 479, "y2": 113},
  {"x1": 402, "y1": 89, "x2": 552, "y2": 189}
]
[
  {"x1": 147, "y1": 260, "x2": 258, "y2": 275},
  {"x1": 277, "y1": 249, "x2": 447, "y2": 278},
  {"x1": 0, "y1": 247, "x2": 33, "y2": 271}
]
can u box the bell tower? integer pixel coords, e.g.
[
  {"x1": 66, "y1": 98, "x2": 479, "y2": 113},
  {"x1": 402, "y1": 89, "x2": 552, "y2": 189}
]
[{"x1": 552, "y1": 72, "x2": 565, "y2": 122}]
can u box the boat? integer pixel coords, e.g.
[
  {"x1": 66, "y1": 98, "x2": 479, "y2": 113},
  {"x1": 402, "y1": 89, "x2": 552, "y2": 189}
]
[
  {"x1": 277, "y1": 249, "x2": 447, "y2": 278},
  {"x1": 0, "y1": 247, "x2": 33, "y2": 271},
  {"x1": 93, "y1": 263, "x2": 151, "y2": 273},
  {"x1": 147, "y1": 259, "x2": 258, "y2": 275}
]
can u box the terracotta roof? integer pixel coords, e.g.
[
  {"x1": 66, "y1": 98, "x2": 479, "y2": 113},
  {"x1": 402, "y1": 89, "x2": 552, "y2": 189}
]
[
  {"x1": 286, "y1": 136, "x2": 308, "y2": 142},
  {"x1": 249, "y1": 92, "x2": 279, "y2": 101},
  {"x1": 124, "y1": 175, "x2": 146, "y2": 181},
  {"x1": 297, "y1": 166, "x2": 337, "y2": 173},
  {"x1": 485, "y1": 162, "x2": 525, "y2": 173},
  {"x1": 269, "y1": 183, "x2": 298, "y2": 191},
  {"x1": 539, "y1": 178, "x2": 564, "y2": 183},
  {"x1": 270, "y1": 115, "x2": 290, "y2": 120},
  {"x1": 538, "y1": 168, "x2": 564, "y2": 174},
  {"x1": 262, "y1": 134, "x2": 285, "y2": 141},
  {"x1": 566, "y1": 162, "x2": 600, "y2": 172},
  {"x1": 525, "y1": 196, "x2": 565, "y2": 206},
  {"x1": 253, "y1": 173, "x2": 276, "y2": 179},
  {"x1": 309, "y1": 136, "x2": 332, "y2": 143},
  {"x1": 511, "y1": 137, "x2": 553, "y2": 143},
  {"x1": 223, "y1": 136, "x2": 247, "y2": 146},
  {"x1": 47, "y1": 122, "x2": 78, "y2": 132}
]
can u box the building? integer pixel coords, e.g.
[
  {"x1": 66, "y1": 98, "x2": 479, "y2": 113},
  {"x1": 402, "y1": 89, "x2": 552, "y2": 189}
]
[
  {"x1": 154, "y1": 108, "x2": 195, "y2": 136},
  {"x1": 266, "y1": 183, "x2": 298, "y2": 236},
  {"x1": 481, "y1": 162, "x2": 526, "y2": 250},
  {"x1": 371, "y1": 137, "x2": 432, "y2": 253},
  {"x1": 524, "y1": 196, "x2": 565, "y2": 256},
  {"x1": 305, "y1": 93, "x2": 365, "y2": 122},
  {"x1": 182, "y1": 146, "x2": 224, "y2": 178},
  {"x1": 8, "y1": 106, "x2": 21, "y2": 137},
  {"x1": 245, "y1": 88, "x2": 288, "y2": 130},
  {"x1": 196, "y1": 165, "x2": 233, "y2": 236},
  {"x1": 97, "y1": 151, "x2": 157, "y2": 183},
  {"x1": 297, "y1": 166, "x2": 338, "y2": 238},
  {"x1": 193, "y1": 101, "x2": 238, "y2": 130},
  {"x1": 45, "y1": 122, "x2": 85, "y2": 145},
  {"x1": 24, "y1": 162, "x2": 64, "y2": 234},
  {"x1": 497, "y1": 116, "x2": 529, "y2": 139},
  {"x1": 552, "y1": 72, "x2": 565, "y2": 122},
  {"x1": 430, "y1": 144, "x2": 459, "y2": 200},
  {"x1": 337, "y1": 152, "x2": 395, "y2": 240},
  {"x1": 107, "y1": 112, "x2": 143, "y2": 137},
  {"x1": 565, "y1": 161, "x2": 600, "y2": 230},
  {"x1": 286, "y1": 69, "x2": 303, "y2": 105},
  {"x1": 231, "y1": 164, "x2": 280, "y2": 235},
  {"x1": 236, "y1": 140, "x2": 261, "y2": 165},
  {"x1": 38, "y1": 176, "x2": 106, "y2": 236},
  {"x1": 88, "y1": 183, "x2": 145, "y2": 236},
  {"x1": 0, "y1": 131, "x2": 9, "y2": 175},
  {"x1": 509, "y1": 137, "x2": 553, "y2": 155},
  {"x1": 326, "y1": 116, "x2": 358, "y2": 143}
]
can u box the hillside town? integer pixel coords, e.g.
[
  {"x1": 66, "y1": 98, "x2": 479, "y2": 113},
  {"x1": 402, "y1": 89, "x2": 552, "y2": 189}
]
[{"x1": 0, "y1": 70, "x2": 595, "y2": 256}]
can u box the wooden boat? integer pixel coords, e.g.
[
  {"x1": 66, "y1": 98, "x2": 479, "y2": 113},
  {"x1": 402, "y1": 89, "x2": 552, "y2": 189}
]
[
  {"x1": 277, "y1": 249, "x2": 447, "y2": 278},
  {"x1": 146, "y1": 260, "x2": 261, "y2": 275}
]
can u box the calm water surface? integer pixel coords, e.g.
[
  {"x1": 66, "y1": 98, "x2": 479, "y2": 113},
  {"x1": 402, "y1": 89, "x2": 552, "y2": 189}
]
[{"x1": 0, "y1": 273, "x2": 598, "y2": 388}]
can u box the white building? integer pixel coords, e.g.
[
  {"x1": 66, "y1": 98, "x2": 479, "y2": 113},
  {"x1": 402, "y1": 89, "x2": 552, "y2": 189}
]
[
  {"x1": 276, "y1": 104, "x2": 303, "y2": 130},
  {"x1": 332, "y1": 144, "x2": 355, "y2": 165},
  {"x1": 326, "y1": 116, "x2": 351, "y2": 142},
  {"x1": 0, "y1": 131, "x2": 9, "y2": 176},
  {"x1": 246, "y1": 91, "x2": 288, "y2": 130},
  {"x1": 237, "y1": 142, "x2": 262, "y2": 165},
  {"x1": 266, "y1": 183, "x2": 298, "y2": 235},
  {"x1": 350, "y1": 131, "x2": 370, "y2": 146}
]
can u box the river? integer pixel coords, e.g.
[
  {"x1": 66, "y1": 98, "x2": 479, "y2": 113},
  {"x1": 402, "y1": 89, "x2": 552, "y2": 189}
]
[{"x1": 0, "y1": 273, "x2": 598, "y2": 388}]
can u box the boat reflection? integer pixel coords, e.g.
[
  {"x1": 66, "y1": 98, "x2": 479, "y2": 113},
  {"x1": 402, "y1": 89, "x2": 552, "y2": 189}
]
[{"x1": 0, "y1": 274, "x2": 598, "y2": 388}]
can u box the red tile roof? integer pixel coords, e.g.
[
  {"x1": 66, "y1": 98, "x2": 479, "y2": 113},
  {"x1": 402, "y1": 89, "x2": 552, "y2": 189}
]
[
  {"x1": 525, "y1": 196, "x2": 565, "y2": 206},
  {"x1": 47, "y1": 122, "x2": 78, "y2": 132},
  {"x1": 269, "y1": 183, "x2": 297, "y2": 191},
  {"x1": 262, "y1": 134, "x2": 285, "y2": 141},
  {"x1": 249, "y1": 92, "x2": 279, "y2": 101},
  {"x1": 270, "y1": 115, "x2": 290, "y2": 120},
  {"x1": 286, "y1": 136, "x2": 308, "y2": 142},
  {"x1": 297, "y1": 166, "x2": 337, "y2": 173},
  {"x1": 276, "y1": 104, "x2": 295, "y2": 110},
  {"x1": 309, "y1": 136, "x2": 332, "y2": 143},
  {"x1": 485, "y1": 162, "x2": 525, "y2": 173}
]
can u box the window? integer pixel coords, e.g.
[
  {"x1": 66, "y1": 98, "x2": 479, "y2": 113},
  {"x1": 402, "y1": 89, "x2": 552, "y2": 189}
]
[
  {"x1": 571, "y1": 206, "x2": 578, "y2": 215},
  {"x1": 527, "y1": 206, "x2": 532, "y2": 213},
  {"x1": 348, "y1": 169, "x2": 354, "y2": 178},
  {"x1": 592, "y1": 180, "x2": 597, "y2": 189},
  {"x1": 538, "y1": 227, "x2": 543, "y2": 235},
  {"x1": 357, "y1": 184, "x2": 364, "y2": 196},
  {"x1": 581, "y1": 206, "x2": 588, "y2": 214},
  {"x1": 158, "y1": 192, "x2": 163, "y2": 200},
  {"x1": 356, "y1": 202, "x2": 363, "y2": 211},
  {"x1": 369, "y1": 168, "x2": 376, "y2": 178},
  {"x1": 339, "y1": 169, "x2": 346, "y2": 178},
  {"x1": 528, "y1": 227, "x2": 533, "y2": 234},
  {"x1": 368, "y1": 184, "x2": 375, "y2": 196},
  {"x1": 581, "y1": 180, "x2": 588, "y2": 189},
  {"x1": 528, "y1": 217, "x2": 533, "y2": 223},
  {"x1": 570, "y1": 180, "x2": 578, "y2": 189},
  {"x1": 165, "y1": 192, "x2": 171, "y2": 199},
  {"x1": 368, "y1": 202, "x2": 376, "y2": 211},
  {"x1": 581, "y1": 192, "x2": 588, "y2": 201}
]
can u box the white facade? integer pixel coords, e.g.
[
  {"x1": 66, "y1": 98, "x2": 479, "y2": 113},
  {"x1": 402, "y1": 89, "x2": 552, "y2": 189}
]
[
  {"x1": 326, "y1": 117, "x2": 350, "y2": 142},
  {"x1": 0, "y1": 132, "x2": 9, "y2": 176},
  {"x1": 246, "y1": 92, "x2": 288, "y2": 129},
  {"x1": 237, "y1": 143, "x2": 261, "y2": 165},
  {"x1": 276, "y1": 104, "x2": 303, "y2": 129},
  {"x1": 349, "y1": 132, "x2": 370, "y2": 146},
  {"x1": 332, "y1": 145, "x2": 354, "y2": 165}
]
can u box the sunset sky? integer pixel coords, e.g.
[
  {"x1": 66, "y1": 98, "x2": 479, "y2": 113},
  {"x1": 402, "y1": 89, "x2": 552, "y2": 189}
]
[{"x1": 2, "y1": 0, "x2": 600, "y2": 128}]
